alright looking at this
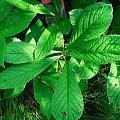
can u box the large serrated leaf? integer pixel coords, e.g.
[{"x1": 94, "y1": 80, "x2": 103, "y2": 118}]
[
  {"x1": 69, "y1": 9, "x2": 82, "y2": 26},
  {"x1": 107, "y1": 62, "x2": 120, "y2": 107},
  {"x1": 33, "y1": 78, "x2": 53, "y2": 119},
  {"x1": 67, "y1": 35, "x2": 120, "y2": 64},
  {"x1": 0, "y1": 36, "x2": 6, "y2": 67},
  {"x1": 35, "y1": 23, "x2": 58, "y2": 60},
  {"x1": 52, "y1": 63, "x2": 84, "y2": 120},
  {"x1": 0, "y1": 57, "x2": 57, "y2": 89},
  {"x1": 0, "y1": 8, "x2": 36, "y2": 37},
  {"x1": 69, "y1": 2, "x2": 112, "y2": 48},
  {"x1": 5, "y1": 41, "x2": 35, "y2": 64},
  {"x1": 0, "y1": 0, "x2": 13, "y2": 22},
  {"x1": 6, "y1": 0, "x2": 54, "y2": 15}
]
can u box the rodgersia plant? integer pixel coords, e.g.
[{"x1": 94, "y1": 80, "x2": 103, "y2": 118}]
[{"x1": 1, "y1": 0, "x2": 120, "y2": 119}]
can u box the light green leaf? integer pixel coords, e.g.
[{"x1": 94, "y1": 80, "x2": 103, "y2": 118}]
[
  {"x1": 0, "y1": 57, "x2": 57, "y2": 89},
  {"x1": 35, "y1": 23, "x2": 58, "y2": 60},
  {"x1": 5, "y1": 41, "x2": 35, "y2": 64},
  {"x1": 69, "y1": 2, "x2": 112, "y2": 48},
  {"x1": 52, "y1": 63, "x2": 84, "y2": 120},
  {"x1": 67, "y1": 35, "x2": 120, "y2": 64},
  {"x1": 4, "y1": 85, "x2": 25, "y2": 99},
  {"x1": 69, "y1": 9, "x2": 82, "y2": 26},
  {"x1": 6, "y1": 0, "x2": 54, "y2": 15},
  {"x1": 0, "y1": 0, "x2": 13, "y2": 22},
  {"x1": 0, "y1": 36, "x2": 6, "y2": 67},
  {"x1": 69, "y1": 58, "x2": 99, "y2": 80},
  {"x1": 0, "y1": 8, "x2": 36, "y2": 37},
  {"x1": 107, "y1": 62, "x2": 120, "y2": 107},
  {"x1": 33, "y1": 78, "x2": 53, "y2": 119}
]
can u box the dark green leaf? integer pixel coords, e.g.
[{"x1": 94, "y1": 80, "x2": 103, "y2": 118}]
[
  {"x1": 33, "y1": 78, "x2": 53, "y2": 119},
  {"x1": 0, "y1": 36, "x2": 6, "y2": 67}
]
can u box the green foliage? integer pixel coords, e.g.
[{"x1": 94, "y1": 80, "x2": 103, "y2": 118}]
[
  {"x1": 0, "y1": 8, "x2": 36, "y2": 37},
  {"x1": 0, "y1": 35, "x2": 6, "y2": 67},
  {"x1": 52, "y1": 63, "x2": 84, "y2": 120},
  {"x1": 0, "y1": 57, "x2": 57, "y2": 89},
  {"x1": 1, "y1": 1, "x2": 120, "y2": 119},
  {"x1": 107, "y1": 62, "x2": 120, "y2": 107},
  {"x1": 6, "y1": 0, "x2": 54, "y2": 15},
  {"x1": 5, "y1": 41, "x2": 35, "y2": 64}
]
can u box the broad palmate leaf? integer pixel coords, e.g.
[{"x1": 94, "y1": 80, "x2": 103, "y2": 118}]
[
  {"x1": 67, "y1": 35, "x2": 120, "y2": 64},
  {"x1": 6, "y1": 0, "x2": 54, "y2": 15},
  {"x1": 52, "y1": 63, "x2": 84, "y2": 120},
  {"x1": 5, "y1": 41, "x2": 35, "y2": 64},
  {"x1": 69, "y1": 2, "x2": 112, "y2": 48},
  {"x1": 107, "y1": 62, "x2": 120, "y2": 107},
  {"x1": 0, "y1": 57, "x2": 57, "y2": 89},
  {"x1": 0, "y1": 0, "x2": 13, "y2": 22},
  {"x1": 0, "y1": 36, "x2": 6, "y2": 67},
  {"x1": 0, "y1": 8, "x2": 36, "y2": 37},
  {"x1": 35, "y1": 23, "x2": 58, "y2": 60},
  {"x1": 33, "y1": 78, "x2": 53, "y2": 119}
]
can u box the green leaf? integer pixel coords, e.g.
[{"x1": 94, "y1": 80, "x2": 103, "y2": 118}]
[
  {"x1": 25, "y1": 19, "x2": 45, "y2": 42},
  {"x1": 107, "y1": 62, "x2": 120, "y2": 107},
  {"x1": 41, "y1": 73, "x2": 60, "y2": 89},
  {"x1": 6, "y1": 0, "x2": 54, "y2": 16},
  {"x1": 0, "y1": 0, "x2": 13, "y2": 22},
  {"x1": 0, "y1": 8, "x2": 36, "y2": 37},
  {"x1": 52, "y1": 0, "x2": 62, "y2": 15},
  {"x1": 67, "y1": 35, "x2": 120, "y2": 64},
  {"x1": 57, "y1": 18, "x2": 71, "y2": 34},
  {"x1": 71, "y1": 0, "x2": 96, "y2": 9},
  {"x1": 4, "y1": 85, "x2": 25, "y2": 99},
  {"x1": 111, "y1": 6, "x2": 120, "y2": 34},
  {"x1": 69, "y1": 2, "x2": 112, "y2": 47},
  {"x1": 0, "y1": 57, "x2": 57, "y2": 89},
  {"x1": 35, "y1": 23, "x2": 58, "y2": 60},
  {"x1": 69, "y1": 9, "x2": 82, "y2": 26},
  {"x1": 79, "y1": 79, "x2": 88, "y2": 92},
  {"x1": 0, "y1": 36, "x2": 6, "y2": 67},
  {"x1": 33, "y1": 78, "x2": 53, "y2": 119},
  {"x1": 52, "y1": 63, "x2": 84, "y2": 120},
  {"x1": 69, "y1": 58, "x2": 99, "y2": 80},
  {"x1": 5, "y1": 41, "x2": 35, "y2": 64}
]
